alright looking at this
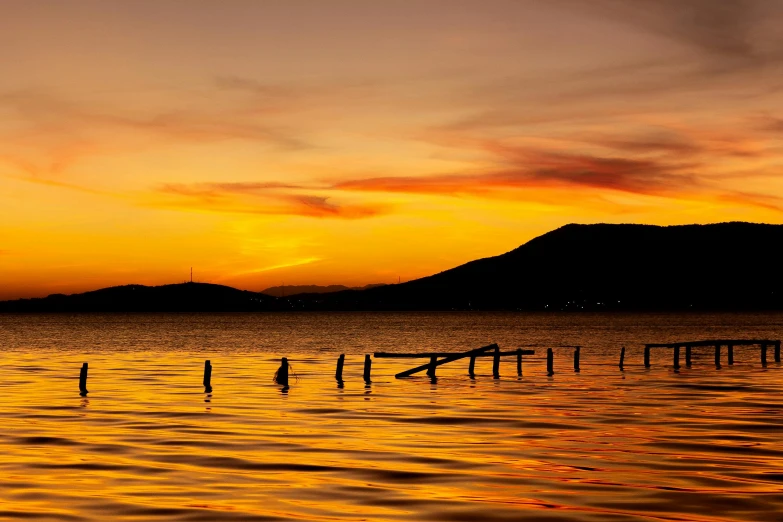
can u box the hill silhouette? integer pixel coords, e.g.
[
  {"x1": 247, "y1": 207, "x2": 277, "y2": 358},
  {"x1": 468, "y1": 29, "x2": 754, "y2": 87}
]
[
  {"x1": 261, "y1": 284, "x2": 386, "y2": 297},
  {"x1": 0, "y1": 283, "x2": 276, "y2": 312},
  {"x1": 3, "y1": 222, "x2": 783, "y2": 312}
]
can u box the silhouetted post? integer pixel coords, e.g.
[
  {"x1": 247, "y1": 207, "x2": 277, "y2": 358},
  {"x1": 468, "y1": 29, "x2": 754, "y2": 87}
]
[
  {"x1": 275, "y1": 357, "x2": 289, "y2": 386},
  {"x1": 573, "y1": 346, "x2": 580, "y2": 372},
  {"x1": 619, "y1": 347, "x2": 625, "y2": 370},
  {"x1": 427, "y1": 356, "x2": 437, "y2": 378},
  {"x1": 468, "y1": 356, "x2": 476, "y2": 378},
  {"x1": 685, "y1": 345, "x2": 692, "y2": 366},
  {"x1": 547, "y1": 348, "x2": 554, "y2": 376},
  {"x1": 644, "y1": 346, "x2": 650, "y2": 368},
  {"x1": 516, "y1": 348, "x2": 523, "y2": 376},
  {"x1": 335, "y1": 354, "x2": 345, "y2": 382},
  {"x1": 761, "y1": 343, "x2": 768, "y2": 366},
  {"x1": 728, "y1": 344, "x2": 734, "y2": 365},
  {"x1": 203, "y1": 360, "x2": 212, "y2": 392},
  {"x1": 492, "y1": 345, "x2": 500, "y2": 379},
  {"x1": 79, "y1": 363, "x2": 88, "y2": 396},
  {"x1": 714, "y1": 344, "x2": 721, "y2": 368},
  {"x1": 363, "y1": 354, "x2": 372, "y2": 383},
  {"x1": 775, "y1": 341, "x2": 781, "y2": 363},
  {"x1": 673, "y1": 346, "x2": 680, "y2": 370}
]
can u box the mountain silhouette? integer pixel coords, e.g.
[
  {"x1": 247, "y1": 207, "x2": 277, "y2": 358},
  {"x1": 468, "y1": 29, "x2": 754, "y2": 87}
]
[
  {"x1": 282, "y1": 222, "x2": 783, "y2": 311},
  {"x1": 3, "y1": 222, "x2": 783, "y2": 312}
]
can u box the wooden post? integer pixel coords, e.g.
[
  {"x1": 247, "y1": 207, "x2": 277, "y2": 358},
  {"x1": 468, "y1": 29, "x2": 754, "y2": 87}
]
[
  {"x1": 714, "y1": 344, "x2": 721, "y2": 368},
  {"x1": 573, "y1": 346, "x2": 580, "y2": 372},
  {"x1": 516, "y1": 348, "x2": 522, "y2": 376},
  {"x1": 619, "y1": 347, "x2": 625, "y2": 370},
  {"x1": 276, "y1": 357, "x2": 289, "y2": 386},
  {"x1": 335, "y1": 354, "x2": 345, "y2": 382},
  {"x1": 673, "y1": 346, "x2": 680, "y2": 370},
  {"x1": 775, "y1": 341, "x2": 781, "y2": 363},
  {"x1": 427, "y1": 355, "x2": 437, "y2": 378},
  {"x1": 203, "y1": 360, "x2": 212, "y2": 391},
  {"x1": 727, "y1": 344, "x2": 734, "y2": 365},
  {"x1": 644, "y1": 346, "x2": 650, "y2": 368},
  {"x1": 761, "y1": 343, "x2": 767, "y2": 366},
  {"x1": 492, "y1": 345, "x2": 500, "y2": 379},
  {"x1": 468, "y1": 356, "x2": 476, "y2": 378},
  {"x1": 363, "y1": 354, "x2": 372, "y2": 383},
  {"x1": 547, "y1": 348, "x2": 554, "y2": 376},
  {"x1": 79, "y1": 363, "x2": 88, "y2": 396},
  {"x1": 685, "y1": 345, "x2": 692, "y2": 366}
]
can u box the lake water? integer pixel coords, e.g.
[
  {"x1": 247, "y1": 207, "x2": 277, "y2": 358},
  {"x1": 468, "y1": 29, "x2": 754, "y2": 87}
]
[{"x1": 1, "y1": 312, "x2": 782, "y2": 521}]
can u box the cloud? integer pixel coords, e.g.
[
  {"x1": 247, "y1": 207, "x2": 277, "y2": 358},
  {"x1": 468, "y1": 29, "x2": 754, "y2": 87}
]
[{"x1": 155, "y1": 182, "x2": 386, "y2": 219}]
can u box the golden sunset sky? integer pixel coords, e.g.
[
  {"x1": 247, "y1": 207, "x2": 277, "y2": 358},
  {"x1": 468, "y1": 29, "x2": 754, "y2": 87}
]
[{"x1": 2, "y1": 0, "x2": 783, "y2": 299}]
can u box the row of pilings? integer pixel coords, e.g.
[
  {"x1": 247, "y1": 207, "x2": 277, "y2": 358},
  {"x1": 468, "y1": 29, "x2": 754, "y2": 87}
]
[{"x1": 71, "y1": 340, "x2": 779, "y2": 395}]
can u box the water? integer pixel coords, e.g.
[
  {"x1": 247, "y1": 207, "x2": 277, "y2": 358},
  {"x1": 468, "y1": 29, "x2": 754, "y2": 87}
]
[{"x1": 1, "y1": 312, "x2": 782, "y2": 521}]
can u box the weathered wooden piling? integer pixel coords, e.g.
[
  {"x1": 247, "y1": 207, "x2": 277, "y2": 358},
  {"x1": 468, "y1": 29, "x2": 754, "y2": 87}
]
[
  {"x1": 619, "y1": 346, "x2": 625, "y2": 370},
  {"x1": 492, "y1": 345, "x2": 500, "y2": 379},
  {"x1": 468, "y1": 355, "x2": 476, "y2": 378},
  {"x1": 79, "y1": 363, "x2": 88, "y2": 396},
  {"x1": 335, "y1": 354, "x2": 345, "y2": 382},
  {"x1": 427, "y1": 355, "x2": 438, "y2": 378},
  {"x1": 363, "y1": 354, "x2": 372, "y2": 383},
  {"x1": 761, "y1": 343, "x2": 767, "y2": 366},
  {"x1": 685, "y1": 345, "x2": 692, "y2": 366},
  {"x1": 728, "y1": 344, "x2": 734, "y2": 365},
  {"x1": 714, "y1": 344, "x2": 721, "y2": 368},
  {"x1": 775, "y1": 341, "x2": 781, "y2": 363},
  {"x1": 275, "y1": 357, "x2": 289, "y2": 386},
  {"x1": 203, "y1": 360, "x2": 212, "y2": 391},
  {"x1": 644, "y1": 346, "x2": 650, "y2": 368},
  {"x1": 573, "y1": 346, "x2": 580, "y2": 372},
  {"x1": 673, "y1": 346, "x2": 680, "y2": 370},
  {"x1": 516, "y1": 348, "x2": 523, "y2": 376},
  {"x1": 547, "y1": 348, "x2": 554, "y2": 376}
]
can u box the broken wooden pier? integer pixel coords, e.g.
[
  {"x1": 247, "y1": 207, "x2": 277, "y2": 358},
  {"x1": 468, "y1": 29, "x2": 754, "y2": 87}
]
[{"x1": 643, "y1": 339, "x2": 781, "y2": 368}]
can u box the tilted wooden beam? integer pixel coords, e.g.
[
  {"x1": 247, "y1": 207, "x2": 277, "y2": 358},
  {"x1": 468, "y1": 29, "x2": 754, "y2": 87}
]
[
  {"x1": 375, "y1": 350, "x2": 534, "y2": 358},
  {"x1": 394, "y1": 344, "x2": 499, "y2": 379}
]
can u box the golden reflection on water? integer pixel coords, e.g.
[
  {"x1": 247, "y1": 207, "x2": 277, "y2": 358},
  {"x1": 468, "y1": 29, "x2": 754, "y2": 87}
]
[{"x1": 0, "y1": 314, "x2": 782, "y2": 521}]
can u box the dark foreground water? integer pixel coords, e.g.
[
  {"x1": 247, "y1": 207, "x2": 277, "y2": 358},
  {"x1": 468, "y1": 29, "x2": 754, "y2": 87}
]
[{"x1": 0, "y1": 313, "x2": 782, "y2": 521}]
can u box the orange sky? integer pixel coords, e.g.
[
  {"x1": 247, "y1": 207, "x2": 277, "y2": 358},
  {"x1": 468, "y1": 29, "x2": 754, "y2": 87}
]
[{"x1": 2, "y1": 0, "x2": 783, "y2": 299}]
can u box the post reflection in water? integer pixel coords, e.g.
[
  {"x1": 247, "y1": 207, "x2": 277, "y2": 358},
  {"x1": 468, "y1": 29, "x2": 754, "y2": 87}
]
[{"x1": 0, "y1": 312, "x2": 782, "y2": 521}]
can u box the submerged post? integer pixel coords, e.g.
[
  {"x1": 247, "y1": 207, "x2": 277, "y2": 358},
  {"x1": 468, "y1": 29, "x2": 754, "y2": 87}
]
[
  {"x1": 714, "y1": 344, "x2": 721, "y2": 368},
  {"x1": 547, "y1": 348, "x2": 554, "y2": 376},
  {"x1": 573, "y1": 346, "x2": 580, "y2": 372},
  {"x1": 492, "y1": 345, "x2": 500, "y2": 379},
  {"x1": 79, "y1": 363, "x2": 88, "y2": 396},
  {"x1": 363, "y1": 354, "x2": 372, "y2": 383},
  {"x1": 427, "y1": 356, "x2": 438, "y2": 378},
  {"x1": 516, "y1": 348, "x2": 523, "y2": 376},
  {"x1": 335, "y1": 354, "x2": 345, "y2": 382},
  {"x1": 619, "y1": 346, "x2": 625, "y2": 370},
  {"x1": 728, "y1": 344, "x2": 734, "y2": 365},
  {"x1": 468, "y1": 355, "x2": 476, "y2": 378},
  {"x1": 644, "y1": 346, "x2": 650, "y2": 368},
  {"x1": 685, "y1": 345, "x2": 692, "y2": 367},
  {"x1": 203, "y1": 360, "x2": 212, "y2": 392},
  {"x1": 673, "y1": 346, "x2": 680, "y2": 370},
  {"x1": 761, "y1": 343, "x2": 768, "y2": 366},
  {"x1": 775, "y1": 341, "x2": 781, "y2": 363},
  {"x1": 275, "y1": 357, "x2": 289, "y2": 386}
]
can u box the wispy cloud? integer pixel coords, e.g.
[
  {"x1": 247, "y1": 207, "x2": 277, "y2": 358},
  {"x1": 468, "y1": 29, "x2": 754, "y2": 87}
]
[{"x1": 154, "y1": 182, "x2": 387, "y2": 219}]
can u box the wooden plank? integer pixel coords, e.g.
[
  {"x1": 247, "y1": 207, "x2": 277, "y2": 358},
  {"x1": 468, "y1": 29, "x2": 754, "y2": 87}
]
[
  {"x1": 376, "y1": 350, "x2": 534, "y2": 358},
  {"x1": 395, "y1": 344, "x2": 498, "y2": 379},
  {"x1": 646, "y1": 339, "x2": 778, "y2": 348}
]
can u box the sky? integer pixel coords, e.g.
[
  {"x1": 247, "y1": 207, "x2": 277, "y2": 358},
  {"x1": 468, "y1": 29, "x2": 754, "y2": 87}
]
[{"x1": 1, "y1": 0, "x2": 783, "y2": 299}]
